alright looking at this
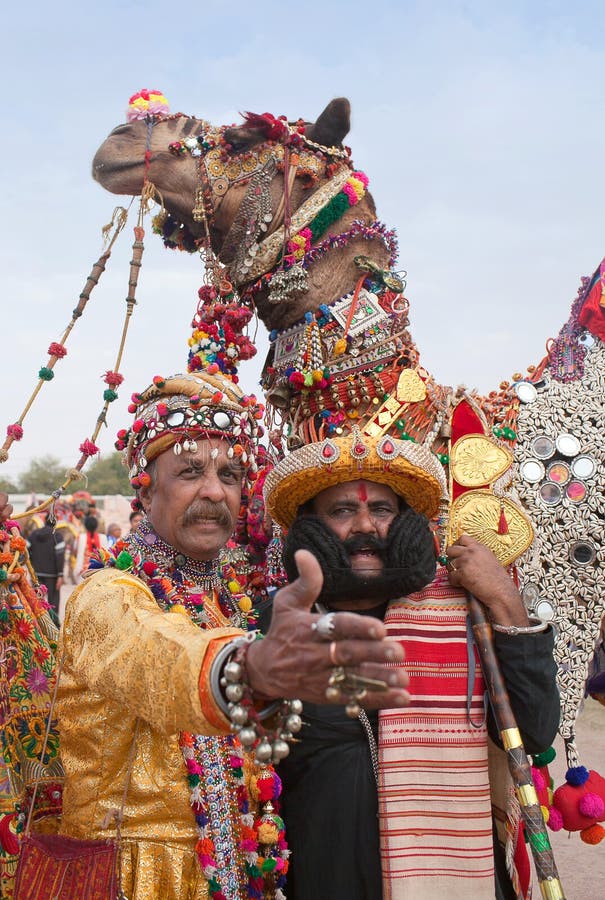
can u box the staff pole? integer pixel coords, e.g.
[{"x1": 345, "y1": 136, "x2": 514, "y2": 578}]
[{"x1": 467, "y1": 592, "x2": 565, "y2": 900}]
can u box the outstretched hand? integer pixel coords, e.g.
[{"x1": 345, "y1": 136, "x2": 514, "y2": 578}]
[{"x1": 245, "y1": 549, "x2": 409, "y2": 709}]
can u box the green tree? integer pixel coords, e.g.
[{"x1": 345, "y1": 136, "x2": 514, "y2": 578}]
[
  {"x1": 85, "y1": 452, "x2": 132, "y2": 495},
  {"x1": 0, "y1": 475, "x2": 17, "y2": 492},
  {"x1": 18, "y1": 456, "x2": 66, "y2": 493}
]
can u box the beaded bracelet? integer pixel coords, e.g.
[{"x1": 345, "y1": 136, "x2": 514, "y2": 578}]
[
  {"x1": 210, "y1": 632, "x2": 303, "y2": 764},
  {"x1": 491, "y1": 618, "x2": 549, "y2": 636}
]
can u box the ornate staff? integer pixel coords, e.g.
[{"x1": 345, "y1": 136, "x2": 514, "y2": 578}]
[
  {"x1": 467, "y1": 592, "x2": 565, "y2": 900},
  {"x1": 445, "y1": 397, "x2": 566, "y2": 898}
]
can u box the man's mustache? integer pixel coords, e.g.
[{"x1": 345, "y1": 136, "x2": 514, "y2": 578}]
[
  {"x1": 343, "y1": 533, "x2": 387, "y2": 557},
  {"x1": 182, "y1": 499, "x2": 233, "y2": 529}
]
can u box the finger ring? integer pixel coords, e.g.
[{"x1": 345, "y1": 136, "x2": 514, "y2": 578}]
[
  {"x1": 312, "y1": 612, "x2": 336, "y2": 640},
  {"x1": 341, "y1": 670, "x2": 389, "y2": 693},
  {"x1": 329, "y1": 641, "x2": 339, "y2": 665},
  {"x1": 324, "y1": 666, "x2": 388, "y2": 714}
]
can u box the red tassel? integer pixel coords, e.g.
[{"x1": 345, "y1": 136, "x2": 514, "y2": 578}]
[{"x1": 498, "y1": 504, "x2": 509, "y2": 535}]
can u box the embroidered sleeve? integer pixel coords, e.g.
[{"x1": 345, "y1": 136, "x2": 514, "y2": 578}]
[{"x1": 60, "y1": 570, "x2": 243, "y2": 736}]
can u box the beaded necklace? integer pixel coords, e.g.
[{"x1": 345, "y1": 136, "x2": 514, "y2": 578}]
[
  {"x1": 91, "y1": 518, "x2": 253, "y2": 628},
  {"x1": 89, "y1": 523, "x2": 288, "y2": 899}
]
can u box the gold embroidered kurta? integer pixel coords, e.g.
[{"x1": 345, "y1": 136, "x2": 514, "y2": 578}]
[{"x1": 57, "y1": 568, "x2": 244, "y2": 899}]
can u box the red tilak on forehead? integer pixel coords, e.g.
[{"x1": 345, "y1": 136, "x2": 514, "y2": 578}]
[{"x1": 357, "y1": 482, "x2": 368, "y2": 502}]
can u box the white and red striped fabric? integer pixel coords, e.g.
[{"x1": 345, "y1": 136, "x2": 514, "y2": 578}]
[{"x1": 378, "y1": 567, "x2": 497, "y2": 899}]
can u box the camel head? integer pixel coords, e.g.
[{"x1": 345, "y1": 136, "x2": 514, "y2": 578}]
[
  {"x1": 92, "y1": 98, "x2": 388, "y2": 329},
  {"x1": 92, "y1": 98, "x2": 353, "y2": 244},
  {"x1": 93, "y1": 113, "x2": 212, "y2": 240}
]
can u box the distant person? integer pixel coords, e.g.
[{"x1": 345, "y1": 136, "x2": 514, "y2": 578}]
[
  {"x1": 128, "y1": 509, "x2": 144, "y2": 533},
  {"x1": 74, "y1": 515, "x2": 108, "y2": 580},
  {"x1": 22, "y1": 504, "x2": 40, "y2": 540},
  {"x1": 26, "y1": 521, "x2": 65, "y2": 617},
  {"x1": 106, "y1": 522, "x2": 122, "y2": 547},
  {"x1": 88, "y1": 503, "x2": 106, "y2": 532}
]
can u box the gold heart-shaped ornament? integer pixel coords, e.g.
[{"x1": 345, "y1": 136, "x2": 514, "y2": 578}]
[{"x1": 449, "y1": 434, "x2": 513, "y2": 487}]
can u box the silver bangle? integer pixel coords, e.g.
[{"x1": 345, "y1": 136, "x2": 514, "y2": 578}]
[
  {"x1": 491, "y1": 618, "x2": 548, "y2": 636},
  {"x1": 208, "y1": 632, "x2": 303, "y2": 764},
  {"x1": 209, "y1": 634, "x2": 254, "y2": 716},
  {"x1": 210, "y1": 632, "x2": 281, "y2": 719}
]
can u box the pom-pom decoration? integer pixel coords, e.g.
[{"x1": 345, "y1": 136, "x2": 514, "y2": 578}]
[
  {"x1": 78, "y1": 438, "x2": 99, "y2": 458},
  {"x1": 242, "y1": 111, "x2": 290, "y2": 143},
  {"x1": 551, "y1": 768, "x2": 605, "y2": 838},
  {"x1": 580, "y1": 823, "x2": 605, "y2": 845},
  {"x1": 547, "y1": 807, "x2": 564, "y2": 831},
  {"x1": 566, "y1": 765, "x2": 590, "y2": 787},
  {"x1": 533, "y1": 747, "x2": 556, "y2": 768},
  {"x1": 126, "y1": 89, "x2": 170, "y2": 122},
  {"x1": 249, "y1": 769, "x2": 282, "y2": 804},
  {"x1": 579, "y1": 792, "x2": 605, "y2": 818},
  {"x1": 187, "y1": 282, "x2": 257, "y2": 381},
  {"x1": 104, "y1": 370, "x2": 124, "y2": 388},
  {"x1": 115, "y1": 550, "x2": 134, "y2": 570},
  {"x1": 6, "y1": 424, "x2": 23, "y2": 441},
  {"x1": 531, "y1": 759, "x2": 555, "y2": 827}
]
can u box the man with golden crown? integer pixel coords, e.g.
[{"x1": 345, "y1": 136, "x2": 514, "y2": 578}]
[
  {"x1": 51, "y1": 370, "x2": 408, "y2": 900},
  {"x1": 263, "y1": 429, "x2": 560, "y2": 900}
]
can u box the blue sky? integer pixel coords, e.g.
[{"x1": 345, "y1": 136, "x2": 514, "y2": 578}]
[{"x1": 3, "y1": 1, "x2": 605, "y2": 480}]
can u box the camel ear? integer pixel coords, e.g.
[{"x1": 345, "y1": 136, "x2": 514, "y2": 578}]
[{"x1": 307, "y1": 98, "x2": 351, "y2": 147}]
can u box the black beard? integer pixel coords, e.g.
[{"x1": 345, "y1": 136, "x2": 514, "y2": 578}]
[{"x1": 283, "y1": 508, "x2": 436, "y2": 607}]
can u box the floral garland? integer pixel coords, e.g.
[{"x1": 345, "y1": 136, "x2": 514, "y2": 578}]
[{"x1": 89, "y1": 529, "x2": 289, "y2": 899}]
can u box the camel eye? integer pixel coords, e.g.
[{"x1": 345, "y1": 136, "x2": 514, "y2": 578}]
[{"x1": 222, "y1": 127, "x2": 261, "y2": 153}]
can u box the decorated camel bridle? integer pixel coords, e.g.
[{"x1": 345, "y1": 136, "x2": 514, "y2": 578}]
[{"x1": 148, "y1": 112, "x2": 378, "y2": 300}]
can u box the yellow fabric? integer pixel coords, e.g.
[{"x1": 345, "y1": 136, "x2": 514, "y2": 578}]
[{"x1": 56, "y1": 568, "x2": 244, "y2": 899}]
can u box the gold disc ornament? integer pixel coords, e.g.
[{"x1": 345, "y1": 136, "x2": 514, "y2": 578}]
[
  {"x1": 395, "y1": 369, "x2": 427, "y2": 403},
  {"x1": 448, "y1": 490, "x2": 534, "y2": 566},
  {"x1": 449, "y1": 434, "x2": 513, "y2": 487}
]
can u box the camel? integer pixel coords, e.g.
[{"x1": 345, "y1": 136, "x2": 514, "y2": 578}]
[
  {"x1": 93, "y1": 97, "x2": 605, "y2": 825},
  {"x1": 92, "y1": 100, "x2": 389, "y2": 333}
]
